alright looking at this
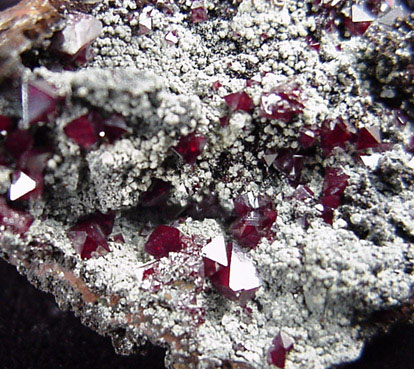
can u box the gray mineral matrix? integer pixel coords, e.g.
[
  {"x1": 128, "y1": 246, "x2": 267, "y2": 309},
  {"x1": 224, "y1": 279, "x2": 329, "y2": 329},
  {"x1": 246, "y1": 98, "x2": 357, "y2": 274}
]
[{"x1": 0, "y1": 0, "x2": 413, "y2": 368}]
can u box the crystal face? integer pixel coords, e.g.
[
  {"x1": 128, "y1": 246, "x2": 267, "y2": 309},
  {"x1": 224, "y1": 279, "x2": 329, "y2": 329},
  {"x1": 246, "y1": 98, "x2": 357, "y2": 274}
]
[
  {"x1": 64, "y1": 114, "x2": 98, "y2": 149},
  {"x1": 320, "y1": 119, "x2": 354, "y2": 156},
  {"x1": 355, "y1": 126, "x2": 381, "y2": 150},
  {"x1": 9, "y1": 171, "x2": 36, "y2": 201},
  {"x1": 191, "y1": 7, "x2": 208, "y2": 23},
  {"x1": 259, "y1": 86, "x2": 304, "y2": 122},
  {"x1": 224, "y1": 91, "x2": 254, "y2": 112},
  {"x1": 203, "y1": 240, "x2": 261, "y2": 304},
  {"x1": 229, "y1": 193, "x2": 277, "y2": 249},
  {"x1": 267, "y1": 331, "x2": 294, "y2": 368},
  {"x1": 27, "y1": 80, "x2": 58, "y2": 125},
  {"x1": 144, "y1": 225, "x2": 184, "y2": 258},
  {"x1": 174, "y1": 132, "x2": 207, "y2": 164},
  {"x1": 57, "y1": 13, "x2": 103, "y2": 57},
  {"x1": 68, "y1": 212, "x2": 115, "y2": 259}
]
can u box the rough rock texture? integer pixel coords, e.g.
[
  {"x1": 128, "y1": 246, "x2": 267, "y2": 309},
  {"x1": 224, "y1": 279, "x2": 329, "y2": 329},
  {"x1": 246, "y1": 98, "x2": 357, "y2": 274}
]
[{"x1": 0, "y1": 0, "x2": 413, "y2": 368}]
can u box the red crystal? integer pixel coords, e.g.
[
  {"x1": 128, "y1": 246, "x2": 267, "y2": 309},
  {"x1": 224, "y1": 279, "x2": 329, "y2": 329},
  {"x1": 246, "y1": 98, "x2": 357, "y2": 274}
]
[
  {"x1": 212, "y1": 81, "x2": 222, "y2": 91},
  {"x1": 273, "y1": 150, "x2": 303, "y2": 184},
  {"x1": 56, "y1": 13, "x2": 103, "y2": 57},
  {"x1": 299, "y1": 127, "x2": 319, "y2": 149},
  {"x1": 145, "y1": 225, "x2": 183, "y2": 258},
  {"x1": 267, "y1": 331, "x2": 294, "y2": 368},
  {"x1": 5, "y1": 130, "x2": 34, "y2": 160},
  {"x1": 27, "y1": 80, "x2": 58, "y2": 125},
  {"x1": 101, "y1": 114, "x2": 130, "y2": 143},
  {"x1": 64, "y1": 115, "x2": 98, "y2": 149},
  {"x1": 219, "y1": 116, "x2": 230, "y2": 127},
  {"x1": 0, "y1": 196, "x2": 34, "y2": 235},
  {"x1": 224, "y1": 91, "x2": 254, "y2": 112},
  {"x1": 320, "y1": 119, "x2": 354, "y2": 156},
  {"x1": 306, "y1": 35, "x2": 320, "y2": 52},
  {"x1": 112, "y1": 233, "x2": 125, "y2": 243},
  {"x1": 319, "y1": 167, "x2": 349, "y2": 216},
  {"x1": 343, "y1": 17, "x2": 371, "y2": 36},
  {"x1": 140, "y1": 179, "x2": 171, "y2": 207},
  {"x1": 292, "y1": 185, "x2": 314, "y2": 203},
  {"x1": 355, "y1": 126, "x2": 381, "y2": 151},
  {"x1": 191, "y1": 7, "x2": 208, "y2": 23},
  {"x1": 174, "y1": 132, "x2": 207, "y2": 164},
  {"x1": 207, "y1": 242, "x2": 261, "y2": 304},
  {"x1": 68, "y1": 211, "x2": 114, "y2": 259},
  {"x1": 259, "y1": 86, "x2": 304, "y2": 122},
  {"x1": 0, "y1": 115, "x2": 11, "y2": 132},
  {"x1": 230, "y1": 193, "x2": 277, "y2": 249}
]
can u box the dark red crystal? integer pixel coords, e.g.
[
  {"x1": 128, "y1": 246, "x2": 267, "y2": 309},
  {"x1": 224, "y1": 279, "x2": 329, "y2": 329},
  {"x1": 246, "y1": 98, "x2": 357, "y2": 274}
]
[
  {"x1": 299, "y1": 127, "x2": 319, "y2": 149},
  {"x1": 292, "y1": 185, "x2": 314, "y2": 203},
  {"x1": 320, "y1": 119, "x2": 354, "y2": 156},
  {"x1": 230, "y1": 193, "x2": 277, "y2": 249},
  {"x1": 5, "y1": 130, "x2": 34, "y2": 160},
  {"x1": 0, "y1": 196, "x2": 34, "y2": 235},
  {"x1": 174, "y1": 132, "x2": 207, "y2": 164},
  {"x1": 27, "y1": 81, "x2": 58, "y2": 125},
  {"x1": 191, "y1": 7, "x2": 208, "y2": 23},
  {"x1": 64, "y1": 115, "x2": 98, "y2": 149},
  {"x1": 306, "y1": 35, "x2": 320, "y2": 52},
  {"x1": 140, "y1": 179, "x2": 171, "y2": 207},
  {"x1": 0, "y1": 115, "x2": 11, "y2": 132},
  {"x1": 259, "y1": 86, "x2": 304, "y2": 122},
  {"x1": 205, "y1": 241, "x2": 261, "y2": 304},
  {"x1": 273, "y1": 150, "x2": 303, "y2": 184},
  {"x1": 267, "y1": 331, "x2": 294, "y2": 368},
  {"x1": 355, "y1": 126, "x2": 381, "y2": 151},
  {"x1": 343, "y1": 17, "x2": 371, "y2": 36},
  {"x1": 224, "y1": 91, "x2": 254, "y2": 112},
  {"x1": 68, "y1": 211, "x2": 114, "y2": 259},
  {"x1": 145, "y1": 225, "x2": 183, "y2": 258},
  {"x1": 101, "y1": 114, "x2": 130, "y2": 143}
]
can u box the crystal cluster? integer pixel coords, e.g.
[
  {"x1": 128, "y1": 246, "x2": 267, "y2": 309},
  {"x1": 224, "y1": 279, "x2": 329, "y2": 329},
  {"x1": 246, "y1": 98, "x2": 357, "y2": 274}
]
[
  {"x1": 267, "y1": 331, "x2": 295, "y2": 368},
  {"x1": 202, "y1": 236, "x2": 261, "y2": 304},
  {"x1": 229, "y1": 193, "x2": 277, "y2": 249},
  {"x1": 67, "y1": 212, "x2": 115, "y2": 259}
]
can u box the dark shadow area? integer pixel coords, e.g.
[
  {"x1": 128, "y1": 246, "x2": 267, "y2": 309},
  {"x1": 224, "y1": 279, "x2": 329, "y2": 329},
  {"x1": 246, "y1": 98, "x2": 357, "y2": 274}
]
[
  {"x1": 334, "y1": 323, "x2": 414, "y2": 369},
  {"x1": 0, "y1": 259, "x2": 166, "y2": 369},
  {"x1": 0, "y1": 0, "x2": 21, "y2": 11}
]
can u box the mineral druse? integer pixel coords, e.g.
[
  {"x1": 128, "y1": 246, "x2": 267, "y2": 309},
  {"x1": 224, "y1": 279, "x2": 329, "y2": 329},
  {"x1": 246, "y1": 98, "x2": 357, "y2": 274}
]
[{"x1": 0, "y1": 0, "x2": 413, "y2": 368}]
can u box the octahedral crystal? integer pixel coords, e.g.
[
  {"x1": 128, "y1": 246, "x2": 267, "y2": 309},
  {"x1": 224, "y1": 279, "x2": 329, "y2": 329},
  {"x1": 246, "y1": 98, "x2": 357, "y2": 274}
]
[
  {"x1": 224, "y1": 91, "x2": 254, "y2": 112},
  {"x1": 27, "y1": 80, "x2": 58, "y2": 125},
  {"x1": 202, "y1": 238, "x2": 261, "y2": 304},
  {"x1": 145, "y1": 225, "x2": 184, "y2": 258},
  {"x1": 320, "y1": 167, "x2": 349, "y2": 210},
  {"x1": 355, "y1": 126, "x2": 381, "y2": 151},
  {"x1": 191, "y1": 7, "x2": 208, "y2": 23},
  {"x1": 68, "y1": 212, "x2": 115, "y2": 259},
  {"x1": 267, "y1": 331, "x2": 294, "y2": 368},
  {"x1": 259, "y1": 86, "x2": 304, "y2": 122},
  {"x1": 140, "y1": 179, "x2": 171, "y2": 207},
  {"x1": 230, "y1": 193, "x2": 277, "y2": 249},
  {"x1": 320, "y1": 118, "x2": 354, "y2": 156},
  {"x1": 56, "y1": 13, "x2": 103, "y2": 57},
  {"x1": 174, "y1": 132, "x2": 207, "y2": 164}
]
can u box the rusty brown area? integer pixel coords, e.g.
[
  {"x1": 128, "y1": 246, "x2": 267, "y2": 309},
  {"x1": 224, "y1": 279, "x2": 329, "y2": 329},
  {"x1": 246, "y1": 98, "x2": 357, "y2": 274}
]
[{"x1": 0, "y1": 0, "x2": 98, "y2": 81}]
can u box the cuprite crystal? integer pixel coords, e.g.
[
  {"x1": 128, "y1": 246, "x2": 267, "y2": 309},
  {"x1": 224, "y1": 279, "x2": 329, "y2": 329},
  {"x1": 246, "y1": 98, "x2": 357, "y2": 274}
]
[
  {"x1": 8, "y1": 171, "x2": 36, "y2": 201},
  {"x1": 27, "y1": 80, "x2": 59, "y2": 125},
  {"x1": 320, "y1": 118, "x2": 354, "y2": 156},
  {"x1": 320, "y1": 167, "x2": 349, "y2": 211},
  {"x1": 267, "y1": 331, "x2": 294, "y2": 368},
  {"x1": 68, "y1": 211, "x2": 115, "y2": 259},
  {"x1": 230, "y1": 193, "x2": 277, "y2": 249},
  {"x1": 259, "y1": 85, "x2": 304, "y2": 123},
  {"x1": 173, "y1": 132, "x2": 207, "y2": 164},
  {"x1": 64, "y1": 114, "x2": 98, "y2": 149},
  {"x1": 190, "y1": 6, "x2": 208, "y2": 23},
  {"x1": 224, "y1": 91, "x2": 254, "y2": 112},
  {"x1": 355, "y1": 126, "x2": 381, "y2": 151},
  {"x1": 55, "y1": 13, "x2": 103, "y2": 58},
  {"x1": 145, "y1": 225, "x2": 184, "y2": 258},
  {"x1": 140, "y1": 179, "x2": 171, "y2": 207},
  {"x1": 4, "y1": 129, "x2": 34, "y2": 160},
  {"x1": 0, "y1": 115, "x2": 11, "y2": 133},
  {"x1": 203, "y1": 239, "x2": 261, "y2": 304}
]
